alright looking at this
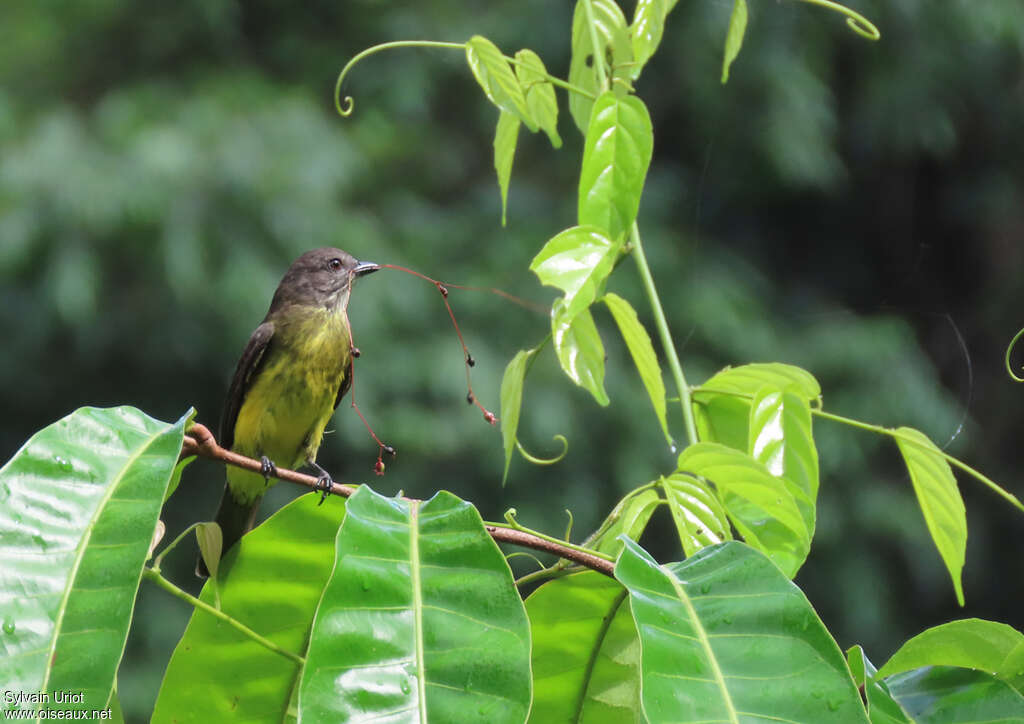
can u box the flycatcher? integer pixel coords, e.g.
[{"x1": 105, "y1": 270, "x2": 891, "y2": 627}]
[{"x1": 197, "y1": 247, "x2": 378, "y2": 577}]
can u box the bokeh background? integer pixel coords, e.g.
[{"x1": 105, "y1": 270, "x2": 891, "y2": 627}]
[{"x1": 2, "y1": 1, "x2": 1022, "y2": 719}]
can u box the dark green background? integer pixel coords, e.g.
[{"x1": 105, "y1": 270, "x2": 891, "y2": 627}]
[{"x1": 2, "y1": 1, "x2": 1022, "y2": 719}]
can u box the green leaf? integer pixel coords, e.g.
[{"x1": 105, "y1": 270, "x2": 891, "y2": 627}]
[
  {"x1": 721, "y1": 0, "x2": 749, "y2": 84},
  {"x1": 568, "y1": 0, "x2": 632, "y2": 132},
  {"x1": 676, "y1": 442, "x2": 811, "y2": 577},
  {"x1": 603, "y1": 292, "x2": 670, "y2": 445},
  {"x1": 749, "y1": 387, "x2": 819, "y2": 537},
  {"x1": 846, "y1": 646, "x2": 914, "y2": 724},
  {"x1": 299, "y1": 487, "x2": 531, "y2": 723},
  {"x1": 692, "y1": 362, "x2": 821, "y2": 450},
  {"x1": 465, "y1": 35, "x2": 536, "y2": 131},
  {"x1": 0, "y1": 406, "x2": 186, "y2": 715},
  {"x1": 593, "y1": 487, "x2": 663, "y2": 558},
  {"x1": 660, "y1": 473, "x2": 732, "y2": 556},
  {"x1": 631, "y1": 0, "x2": 672, "y2": 78},
  {"x1": 885, "y1": 666, "x2": 1024, "y2": 722},
  {"x1": 894, "y1": 426, "x2": 967, "y2": 606},
  {"x1": 552, "y1": 298, "x2": 610, "y2": 406},
  {"x1": 500, "y1": 348, "x2": 535, "y2": 484},
  {"x1": 876, "y1": 619, "x2": 1024, "y2": 693},
  {"x1": 615, "y1": 539, "x2": 870, "y2": 723},
  {"x1": 494, "y1": 110, "x2": 520, "y2": 227},
  {"x1": 152, "y1": 493, "x2": 346, "y2": 722},
  {"x1": 526, "y1": 571, "x2": 642, "y2": 723},
  {"x1": 531, "y1": 225, "x2": 618, "y2": 321},
  {"x1": 514, "y1": 49, "x2": 562, "y2": 148},
  {"x1": 578, "y1": 92, "x2": 653, "y2": 241}
]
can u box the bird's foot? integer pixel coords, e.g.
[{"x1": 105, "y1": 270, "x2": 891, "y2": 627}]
[
  {"x1": 260, "y1": 456, "x2": 278, "y2": 485},
  {"x1": 310, "y1": 461, "x2": 334, "y2": 505}
]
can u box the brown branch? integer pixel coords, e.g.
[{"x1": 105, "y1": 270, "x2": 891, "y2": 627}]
[{"x1": 181, "y1": 423, "x2": 615, "y2": 578}]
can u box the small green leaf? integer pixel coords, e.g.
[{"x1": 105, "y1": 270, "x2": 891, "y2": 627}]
[
  {"x1": 660, "y1": 473, "x2": 732, "y2": 556},
  {"x1": 494, "y1": 110, "x2": 520, "y2": 227},
  {"x1": 514, "y1": 49, "x2": 562, "y2": 148},
  {"x1": 578, "y1": 92, "x2": 653, "y2": 241},
  {"x1": 299, "y1": 487, "x2": 532, "y2": 722},
  {"x1": 721, "y1": 0, "x2": 749, "y2": 84},
  {"x1": 602, "y1": 292, "x2": 670, "y2": 445},
  {"x1": 846, "y1": 646, "x2": 914, "y2": 724},
  {"x1": 677, "y1": 442, "x2": 811, "y2": 577},
  {"x1": 631, "y1": 0, "x2": 672, "y2": 78},
  {"x1": 876, "y1": 619, "x2": 1024, "y2": 692},
  {"x1": 749, "y1": 387, "x2": 818, "y2": 537},
  {"x1": 195, "y1": 522, "x2": 223, "y2": 581},
  {"x1": 894, "y1": 427, "x2": 967, "y2": 606},
  {"x1": 885, "y1": 666, "x2": 1024, "y2": 721},
  {"x1": 552, "y1": 299, "x2": 609, "y2": 406},
  {"x1": 568, "y1": 0, "x2": 633, "y2": 132},
  {"x1": 614, "y1": 540, "x2": 870, "y2": 724},
  {"x1": 466, "y1": 35, "x2": 536, "y2": 131},
  {"x1": 593, "y1": 487, "x2": 663, "y2": 558},
  {"x1": 500, "y1": 348, "x2": 535, "y2": 484},
  {"x1": 526, "y1": 572, "x2": 641, "y2": 723},
  {"x1": 531, "y1": 225, "x2": 618, "y2": 321}
]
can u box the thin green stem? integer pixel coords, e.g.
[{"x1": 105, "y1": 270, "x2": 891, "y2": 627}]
[
  {"x1": 795, "y1": 0, "x2": 881, "y2": 40},
  {"x1": 152, "y1": 521, "x2": 202, "y2": 571},
  {"x1": 630, "y1": 223, "x2": 699, "y2": 447},
  {"x1": 1005, "y1": 326, "x2": 1024, "y2": 382},
  {"x1": 490, "y1": 509, "x2": 614, "y2": 561},
  {"x1": 142, "y1": 568, "x2": 305, "y2": 666},
  {"x1": 514, "y1": 562, "x2": 575, "y2": 588}
]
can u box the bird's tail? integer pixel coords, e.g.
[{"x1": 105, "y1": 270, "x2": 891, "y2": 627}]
[{"x1": 195, "y1": 486, "x2": 260, "y2": 578}]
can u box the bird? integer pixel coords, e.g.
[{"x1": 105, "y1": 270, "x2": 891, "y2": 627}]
[{"x1": 196, "y1": 247, "x2": 378, "y2": 577}]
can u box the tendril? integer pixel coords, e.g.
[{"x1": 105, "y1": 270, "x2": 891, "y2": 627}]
[
  {"x1": 1005, "y1": 327, "x2": 1024, "y2": 382},
  {"x1": 515, "y1": 435, "x2": 569, "y2": 465},
  {"x1": 795, "y1": 0, "x2": 881, "y2": 41}
]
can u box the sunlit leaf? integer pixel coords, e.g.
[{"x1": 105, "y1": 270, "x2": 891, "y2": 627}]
[
  {"x1": 593, "y1": 487, "x2": 663, "y2": 558},
  {"x1": 500, "y1": 348, "x2": 535, "y2": 484},
  {"x1": 661, "y1": 473, "x2": 732, "y2": 556},
  {"x1": 615, "y1": 539, "x2": 870, "y2": 723},
  {"x1": 494, "y1": 110, "x2": 520, "y2": 226},
  {"x1": 721, "y1": 0, "x2": 749, "y2": 84},
  {"x1": 466, "y1": 35, "x2": 536, "y2": 131},
  {"x1": 894, "y1": 426, "x2": 967, "y2": 606},
  {"x1": 676, "y1": 442, "x2": 810, "y2": 577},
  {"x1": 531, "y1": 225, "x2": 618, "y2": 321},
  {"x1": 602, "y1": 292, "x2": 670, "y2": 445},
  {"x1": 514, "y1": 49, "x2": 562, "y2": 148},
  {"x1": 578, "y1": 92, "x2": 653, "y2": 241},
  {"x1": 568, "y1": 0, "x2": 633, "y2": 132},
  {"x1": 631, "y1": 0, "x2": 672, "y2": 78},
  {"x1": 552, "y1": 299, "x2": 609, "y2": 406}
]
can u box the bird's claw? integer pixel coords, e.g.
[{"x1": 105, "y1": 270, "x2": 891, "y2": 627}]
[
  {"x1": 310, "y1": 462, "x2": 334, "y2": 505},
  {"x1": 260, "y1": 456, "x2": 278, "y2": 484}
]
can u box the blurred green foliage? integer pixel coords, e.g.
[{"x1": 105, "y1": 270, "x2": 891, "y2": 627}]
[{"x1": 2, "y1": 1, "x2": 1022, "y2": 720}]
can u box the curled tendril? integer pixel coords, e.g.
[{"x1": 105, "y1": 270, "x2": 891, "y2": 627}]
[
  {"x1": 505, "y1": 551, "x2": 547, "y2": 571},
  {"x1": 796, "y1": 0, "x2": 881, "y2": 41},
  {"x1": 563, "y1": 509, "x2": 574, "y2": 542},
  {"x1": 503, "y1": 508, "x2": 521, "y2": 527},
  {"x1": 515, "y1": 435, "x2": 569, "y2": 466},
  {"x1": 1005, "y1": 327, "x2": 1024, "y2": 382}
]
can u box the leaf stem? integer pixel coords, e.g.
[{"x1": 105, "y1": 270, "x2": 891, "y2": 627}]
[
  {"x1": 142, "y1": 568, "x2": 305, "y2": 666},
  {"x1": 630, "y1": 223, "x2": 699, "y2": 447}
]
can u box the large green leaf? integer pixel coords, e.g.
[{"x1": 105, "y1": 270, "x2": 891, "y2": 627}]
[
  {"x1": 676, "y1": 442, "x2": 811, "y2": 577},
  {"x1": 885, "y1": 666, "x2": 1024, "y2": 722},
  {"x1": 465, "y1": 35, "x2": 536, "y2": 131},
  {"x1": 0, "y1": 406, "x2": 187, "y2": 717},
  {"x1": 749, "y1": 387, "x2": 818, "y2": 536},
  {"x1": 894, "y1": 426, "x2": 967, "y2": 606},
  {"x1": 578, "y1": 92, "x2": 653, "y2": 241},
  {"x1": 660, "y1": 473, "x2": 732, "y2": 557},
  {"x1": 152, "y1": 493, "x2": 346, "y2": 723},
  {"x1": 493, "y1": 109, "x2": 520, "y2": 226},
  {"x1": 500, "y1": 348, "x2": 536, "y2": 484},
  {"x1": 568, "y1": 0, "x2": 632, "y2": 132},
  {"x1": 692, "y1": 362, "x2": 821, "y2": 450},
  {"x1": 525, "y1": 571, "x2": 642, "y2": 724},
  {"x1": 720, "y1": 0, "x2": 749, "y2": 83},
  {"x1": 298, "y1": 487, "x2": 531, "y2": 723},
  {"x1": 602, "y1": 292, "x2": 670, "y2": 445},
  {"x1": 615, "y1": 539, "x2": 869, "y2": 723},
  {"x1": 846, "y1": 646, "x2": 913, "y2": 724},
  {"x1": 592, "y1": 487, "x2": 662, "y2": 559},
  {"x1": 552, "y1": 299, "x2": 610, "y2": 406},
  {"x1": 876, "y1": 619, "x2": 1024, "y2": 694},
  {"x1": 531, "y1": 225, "x2": 618, "y2": 322},
  {"x1": 630, "y1": 0, "x2": 672, "y2": 79},
  {"x1": 514, "y1": 49, "x2": 561, "y2": 148}
]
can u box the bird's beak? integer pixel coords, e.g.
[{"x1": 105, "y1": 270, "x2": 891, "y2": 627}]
[{"x1": 354, "y1": 260, "x2": 380, "y2": 277}]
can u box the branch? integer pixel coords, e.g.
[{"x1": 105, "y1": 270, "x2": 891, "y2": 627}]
[{"x1": 181, "y1": 423, "x2": 616, "y2": 578}]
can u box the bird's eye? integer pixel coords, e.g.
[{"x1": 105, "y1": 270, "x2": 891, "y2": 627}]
[{"x1": 328, "y1": 258, "x2": 343, "y2": 271}]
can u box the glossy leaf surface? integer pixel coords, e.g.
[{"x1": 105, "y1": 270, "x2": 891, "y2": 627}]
[{"x1": 552, "y1": 300, "x2": 609, "y2": 406}]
